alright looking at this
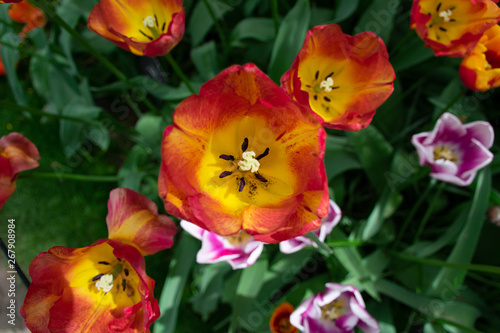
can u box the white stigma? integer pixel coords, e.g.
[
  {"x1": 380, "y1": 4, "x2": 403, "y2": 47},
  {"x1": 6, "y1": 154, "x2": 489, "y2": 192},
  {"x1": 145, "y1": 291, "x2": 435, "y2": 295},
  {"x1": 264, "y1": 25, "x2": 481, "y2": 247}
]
[
  {"x1": 238, "y1": 151, "x2": 260, "y2": 173},
  {"x1": 143, "y1": 16, "x2": 156, "y2": 28},
  {"x1": 95, "y1": 274, "x2": 114, "y2": 293},
  {"x1": 320, "y1": 77, "x2": 335, "y2": 92},
  {"x1": 439, "y1": 9, "x2": 452, "y2": 22}
]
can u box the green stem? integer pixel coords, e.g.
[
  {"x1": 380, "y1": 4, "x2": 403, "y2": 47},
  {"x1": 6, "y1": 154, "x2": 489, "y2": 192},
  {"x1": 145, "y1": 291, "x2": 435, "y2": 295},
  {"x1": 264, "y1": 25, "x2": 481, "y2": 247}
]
[
  {"x1": 1, "y1": 100, "x2": 101, "y2": 126},
  {"x1": 27, "y1": 0, "x2": 157, "y2": 113},
  {"x1": 19, "y1": 173, "x2": 121, "y2": 182},
  {"x1": 393, "y1": 179, "x2": 436, "y2": 248},
  {"x1": 325, "y1": 240, "x2": 365, "y2": 248},
  {"x1": 388, "y1": 251, "x2": 500, "y2": 275},
  {"x1": 414, "y1": 182, "x2": 446, "y2": 242},
  {"x1": 165, "y1": 53, "x2": 196, "y2": 94},
  {"x1": 305, "y1": 232, "x2": 333, "y2": 255},
  {"x1": 271, "y1": 0, "x2": 280, "y2": 34},
  {"x1": 201, "y1": 0, "x2": 229, "y2": 53}
]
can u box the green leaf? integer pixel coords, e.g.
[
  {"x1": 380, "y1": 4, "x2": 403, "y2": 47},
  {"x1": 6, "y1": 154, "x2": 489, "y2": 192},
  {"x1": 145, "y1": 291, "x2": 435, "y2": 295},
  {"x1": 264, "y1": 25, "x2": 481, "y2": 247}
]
[
  {"x1": 331, "y1": 229, "x2": 380, "y2": 300},
  {"x1": 426, "y1": 168, "x2": 491, "y2": 297},
  {"x1": 60, "y1": 104, "x2": 103, "y2": 157},
  {"x1": 135, "y1": 114, "x2": 167, "y2": 159},
  {"x1": 153, "y1": 233, "x2": 198, "y2": 333},
  {"x1": 190, "y1": 41, "x2": 219, "y2": 81},
  {"x1": 347, "y1": 125, "x2": 393, "y2": 193},
  {"x1": 332, "y1": 0, "x2": 359, "y2": 23},
  {"x1": 268, "y1": 0, "x2": 310, "y2": 82},
  {"x1": 353, "y1": 0, "x2": 400, "y2": 43},
  {"x1": 229, "y1": 260, "x2": 268, "y2": 332},
  {"x1": 230, "y1": 18, "x2": 275, "y2": 45},
  {"x1": 361, "y1": 188, "x2": 402, "y2": 241},
  {"x1": 0, "y1": 32, "x2": 27, "y2": 106},
  {"x1": 391, "y1": 36, "x2": 434, "y2": 72},
  {"x1": 189, "y1": 0, "x2": 233, "y2": 46},
  {"x1": 190, "y1": 263, "x2": 231, "y2": 321},
  {"x1": 117, "y1": 145, "x2": 150, "y2": 192}
]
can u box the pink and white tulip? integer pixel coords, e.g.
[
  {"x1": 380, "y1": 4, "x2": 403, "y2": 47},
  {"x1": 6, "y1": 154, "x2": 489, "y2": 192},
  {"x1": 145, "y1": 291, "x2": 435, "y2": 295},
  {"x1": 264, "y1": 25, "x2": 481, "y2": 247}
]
[
  {"x1": 180, "y1": 220, "x2": 264, "y2": 269},
  {"x1": 280, "y1": 200, "x2": 341, "y2": 254},
  {"x1": 290, "y1": 283, "x2": 379, "y2": 333},
  {"x1": 411, "y1": 113, "x2": 494, "y2": 187}
]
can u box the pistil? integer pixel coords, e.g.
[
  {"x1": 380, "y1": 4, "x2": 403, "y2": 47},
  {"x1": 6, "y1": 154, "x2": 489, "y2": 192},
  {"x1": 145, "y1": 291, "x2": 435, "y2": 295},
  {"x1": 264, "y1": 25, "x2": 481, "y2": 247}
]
[{"x1": 95, "y1": 274, "x2": 114, "y2": 293}]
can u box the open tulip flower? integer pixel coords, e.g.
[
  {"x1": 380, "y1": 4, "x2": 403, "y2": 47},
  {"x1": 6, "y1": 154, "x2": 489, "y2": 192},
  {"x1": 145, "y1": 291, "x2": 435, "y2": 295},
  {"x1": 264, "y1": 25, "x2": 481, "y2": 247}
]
[
  {"x1": 159, "y1": 63, "x2": 329, "y2": 244},
  {"x1": 290, "y1": 283, "x2": 379, "y2": 333},
  {"x1": 8, "y1": 1, "x2": 46, "y2": 37},
  {"x1": 87, "y1": 0, "x2": 185, "y2": 57},
  {"x1": 21, "y1": 188, "x2": 177, "y2": 332},
  {"x1": 0, "y1": 132, "x2": 40, "y2": 210},
  {"x1": 460, "y1": 24, "x2": 500, "y2": 91},
  {"x1": 280, "y1": 24, "x2": 395, "y2": 131},
  {"x1": 410, "y1": 0, "x2": 500, "y2": 57},
  {"x1": 280, "y1": 199, "x2": 341, "y2": 254},
  {"x1": 412, "y1": 112, "x2": 494, "y2": 186},
  {"x1": 180, "y1": 220, "x2": 264, "y2": 269},
  {"x1": 270, "y1": 302, "x2": 298, "y2": 333}
]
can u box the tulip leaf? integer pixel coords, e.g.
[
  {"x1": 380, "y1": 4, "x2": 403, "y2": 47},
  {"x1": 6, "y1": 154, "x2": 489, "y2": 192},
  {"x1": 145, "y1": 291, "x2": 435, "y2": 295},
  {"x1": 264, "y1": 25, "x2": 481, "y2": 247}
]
[
  {"x1": 268, "y1": 0, "x2": 310, "y2": 83},
  {"x1": 0, "y1": 32, "x2": 27, "y2": 107},
  {"x1": 391, "y1": 36, "x2": 434, "y2": 72},
  {"x1": 135, "y1": 114, "x2": 167, "y2": 159},
  {"x1": 353, "y1": 0, "x2": 400, "y2": 43},
  {"x1": 360, "y1": 187, "x2": 402, "y2": 241},
  {"x1": 230, "y1": 18, "x2": 275, "y2": 45},
  {"x1": 189, "y1": 0, "x2": 233, "y2": 46},
  {"x1": 229, "y1": 259, "x2": 268, "y2": 332},
  {"x1": 190, "y1": 41, "x2": 219, "y2": 81},
  {"x1": 347, "y1": 125, "x2": 393, "y2": 194},
  {"x1": 332, "y1": 0, "x2": 359, "y2": 23},
  {"x1": 118, "y1": 145, "x2": 150, "y2": 192},
  {"x1": 425, "y1": 168, "x2": 491, "y2": 298},
  {"x1": 154, "y1": 233, "x2": 198, "y2": 333}
]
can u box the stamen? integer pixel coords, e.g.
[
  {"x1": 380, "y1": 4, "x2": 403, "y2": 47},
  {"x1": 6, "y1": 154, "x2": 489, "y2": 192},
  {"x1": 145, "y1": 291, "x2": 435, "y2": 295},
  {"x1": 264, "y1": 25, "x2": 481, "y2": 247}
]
[
  {"x1": 436, "y1": 2, "x2": 441, "y2": 12},
  {"x1": 219, "y1": 171, "x2": 233, "y2": 178},
  {"x1": 95, "y1": 274, "x2": 114, "y2": 293},
  {"x1": 143, "y1": 16, "x2": 156, "y2": 28},
  {"x1": 241, "y1": 138, "x2": 249, "y2": 152},
  {"x1": 162, "y1": 22, "x2": 166, "y2": 32},
  {"x1": 239, "y1": 178, "x2": 245, "y2": 192},
  {"x1": 92, "y1": 273, "x2": 104, "y2": 282},
  {"x1": 319, "y1": 77, "x2": 335, "y2": 92},
  {"x1": 98, "y1": 261, "x2": 110, "y2": 265},
  {"x1": 219, "y1": 154, "x2": 235, "y2": 161},
  {"x1": 124, "y1": 269, "x2": 129, "y2": 276},
  {"x1": 439, "y1": 27, "x2": 447, "y2": 32},
  {"x1": 139, "y1": 29, "x2": 153, "y2": 41},
  {"x1": 439, "y1": 9, "x2": 453, "y2": 22},
  {"x1": 238, "y1": 151, "x2": 260, "y2": 173},
  {"x1": 154, "y1": 14, "x2": 159, "y2": 27},
  {"x1": 325, "y1": 72, "x2": 334, "y2": 80},
  {"x1": 314, "y1": 95, "x2": 318, "y2": 100},
  {"x1": 255, "y1": 173, "x2": 268, "y2": 182},
  {"x1": 256, "y1": 148, "x2": 269, "y2": 160},
  {"x1": 122, "y1": 279, "x2": 127, "y2": 292},
  {"x1": 315, "y1": 71, "x2": 319, "y2": 80},
  {"x1": 324, "y1": 96, "x2": 331, "y2": 102}
]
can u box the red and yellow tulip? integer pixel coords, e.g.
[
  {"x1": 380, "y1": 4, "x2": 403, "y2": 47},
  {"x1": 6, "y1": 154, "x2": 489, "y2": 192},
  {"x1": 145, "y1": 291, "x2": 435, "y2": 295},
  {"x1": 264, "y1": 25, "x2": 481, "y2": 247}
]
[
  {"x1": 410, "y1": 0, "x2": 500, "y2": 57},
  {"x1": 8, "y1": 1, "x2": 46, "y2": 37},
  {"x1": 270, "y1": 302, "x2": 297, "y2": 333},
  {"x1": 159, "y1": 63, "x2": 329, "y2": 243},
  {"x1": 460, "y1": 24, "x2": 500, "y2": 91},
  {"x1": 87, "y1": 0, "x2": 185, "y2": 57},
  {"x1": 21, "y1": 188, "x2": 177, "y2": 332},
  {"x1": 0, "y1": 132, "x2": 39, "y2": 210},
  {"x1": 280, "y1": 24, "x2": 395, "y2": 131}
]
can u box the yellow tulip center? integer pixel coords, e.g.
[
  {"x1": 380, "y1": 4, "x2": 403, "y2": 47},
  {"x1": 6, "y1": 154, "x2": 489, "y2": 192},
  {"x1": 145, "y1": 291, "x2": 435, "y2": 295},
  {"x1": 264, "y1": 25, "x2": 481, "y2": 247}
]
[
  {"x1": 433, "y1": 144, "x2": 458, "y2": 163},
  {"x1": 91, "y1": 258, "x2": 136, "y2": 298},
  {"x1": 321, "y1": 298, "x2": 346, "y2": 321},
  {"x1": 218, "y1": 137, "x2": 270, "y2": 192},
  {"x1": 139, "y1": 14, "x2": 166, "y2": 41},
  {"x1": 303, "y1": 70, "x2": 339, "y2": 116},
  {"x1": 426, "y1": 2, "x2": 456, "y2": 42}
]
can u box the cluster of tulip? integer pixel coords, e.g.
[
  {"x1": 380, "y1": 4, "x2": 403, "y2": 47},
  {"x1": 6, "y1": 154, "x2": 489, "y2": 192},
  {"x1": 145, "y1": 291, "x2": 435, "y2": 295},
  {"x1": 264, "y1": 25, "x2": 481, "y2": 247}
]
[{"x1": 0, "y1": 0, "x2": 497, "y2": 332}]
